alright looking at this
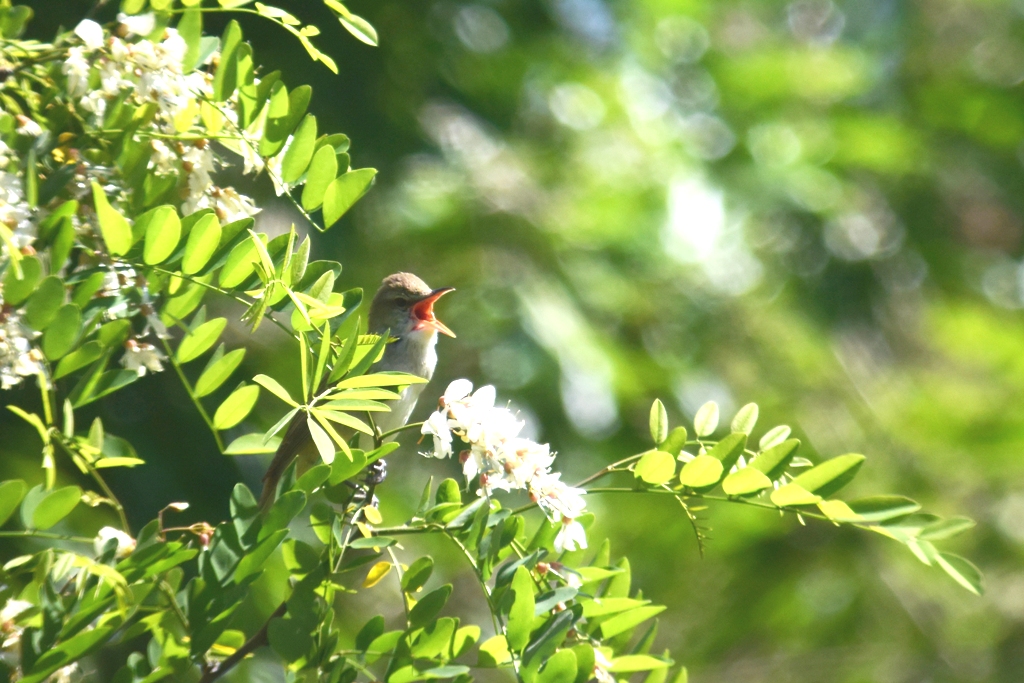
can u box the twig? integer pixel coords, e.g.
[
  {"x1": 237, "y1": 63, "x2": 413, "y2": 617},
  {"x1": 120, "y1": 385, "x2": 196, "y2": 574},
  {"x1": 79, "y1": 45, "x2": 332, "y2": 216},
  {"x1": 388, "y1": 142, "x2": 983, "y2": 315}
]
[{"x1": 198, "y1": 601, "x2": 286, "y2": 683}]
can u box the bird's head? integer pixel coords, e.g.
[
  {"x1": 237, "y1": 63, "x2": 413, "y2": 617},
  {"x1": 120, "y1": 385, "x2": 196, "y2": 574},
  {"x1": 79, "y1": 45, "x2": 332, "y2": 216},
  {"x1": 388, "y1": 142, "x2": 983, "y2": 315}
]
[{"x1": 368, "y1": 272, "x2": 455, "y2": 339}]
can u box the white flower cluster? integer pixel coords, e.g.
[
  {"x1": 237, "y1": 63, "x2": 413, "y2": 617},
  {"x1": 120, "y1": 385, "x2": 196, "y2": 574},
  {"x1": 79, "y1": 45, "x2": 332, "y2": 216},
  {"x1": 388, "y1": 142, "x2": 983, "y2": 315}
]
[
  {"x1": 64, "y1": 17, "x2": 259, "y2": 223},
  {"x1": 0, "y1": 310, "x2": 44, "y2": 389},
  {"x1": 422, "y1": 379, "x2": 589, "y2": 552},
  {"x1": 0, "y1": 149, "x2": 34, "y2": 260}
]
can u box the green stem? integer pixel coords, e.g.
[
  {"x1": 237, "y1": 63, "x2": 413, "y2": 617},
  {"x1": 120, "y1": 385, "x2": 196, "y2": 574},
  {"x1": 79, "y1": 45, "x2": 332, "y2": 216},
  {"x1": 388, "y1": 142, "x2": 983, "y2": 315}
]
[
  {"x1": 159, "y1": 337, "x2": 226, "y2": 453},
  {"x1": 0, "y1": 530, "x2": 94, "y2": 543},
  {"x1": 378, "y1": 421, "x2": 425, "y2": 442},
  {"x1": 146, "y1": 265, "x2": 297, "y2": 342},
  {"x1": 386, "y1": 545, "x2": 411, "y2": 627}
]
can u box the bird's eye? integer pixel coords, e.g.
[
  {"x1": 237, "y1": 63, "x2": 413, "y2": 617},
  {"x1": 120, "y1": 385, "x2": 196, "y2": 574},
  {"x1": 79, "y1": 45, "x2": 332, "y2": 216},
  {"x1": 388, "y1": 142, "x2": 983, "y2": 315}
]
[{"x1": 395, "y1": 297, "x2": 410, "y2": 307}]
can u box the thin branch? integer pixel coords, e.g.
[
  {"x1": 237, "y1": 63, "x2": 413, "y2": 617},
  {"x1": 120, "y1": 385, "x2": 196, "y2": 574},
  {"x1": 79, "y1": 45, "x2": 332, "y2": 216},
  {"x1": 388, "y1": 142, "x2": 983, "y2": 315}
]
[
  {"x1": 198, "y1": 601, "x2": 286, "y2": 683},
  {"x1": 0, "y1": 530, "x2": 94, "y2": 543},
  {"x1": 159, "y1": 337, "x2": 226, "y2": 453}
]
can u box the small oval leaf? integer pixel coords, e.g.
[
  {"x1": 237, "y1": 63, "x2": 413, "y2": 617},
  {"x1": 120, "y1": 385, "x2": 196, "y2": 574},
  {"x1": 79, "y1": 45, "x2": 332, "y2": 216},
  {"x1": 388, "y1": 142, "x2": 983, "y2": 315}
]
[
  {"x1": 182, "y1": 213, "x2": 222, "y2": 274},
  {"x1": 693, "y1": 401, "x2": 719, "y2": 437},
  {"x1": 322, "y1": 168, "x2": 377, "y2": 229},
  {"x1": 213, "y1": 384, "x2": 260, "y2": 430},
  {"x1": 678, "y1": 455, "x2": 724, "y2": 489}
]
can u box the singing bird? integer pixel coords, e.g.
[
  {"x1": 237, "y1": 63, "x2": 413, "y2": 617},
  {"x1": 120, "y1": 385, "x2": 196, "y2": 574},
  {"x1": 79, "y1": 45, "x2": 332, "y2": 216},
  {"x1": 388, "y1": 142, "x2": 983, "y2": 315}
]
[{"x1": 258, "y1": 272, "x2": 455, "y2": 509}]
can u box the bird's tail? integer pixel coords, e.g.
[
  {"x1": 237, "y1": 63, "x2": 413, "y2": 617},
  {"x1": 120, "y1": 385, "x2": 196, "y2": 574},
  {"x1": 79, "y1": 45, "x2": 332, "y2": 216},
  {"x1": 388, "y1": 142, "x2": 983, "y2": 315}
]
[{"x1": 258, "y1": 418, "x2": 307, "y2": 510}]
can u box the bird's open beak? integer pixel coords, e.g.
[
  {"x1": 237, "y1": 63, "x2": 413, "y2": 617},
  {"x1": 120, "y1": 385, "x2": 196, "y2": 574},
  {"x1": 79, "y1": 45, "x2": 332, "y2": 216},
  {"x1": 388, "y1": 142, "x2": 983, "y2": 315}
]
[{"x1": 412, "y1": 287, "x2": 456, "y2": 337}]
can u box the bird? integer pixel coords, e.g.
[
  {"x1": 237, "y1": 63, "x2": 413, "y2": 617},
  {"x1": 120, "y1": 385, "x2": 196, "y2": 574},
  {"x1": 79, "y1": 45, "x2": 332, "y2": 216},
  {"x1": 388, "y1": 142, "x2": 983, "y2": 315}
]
[{"x1": 258, "y1": 272, "x2": 455, "y2": 509}]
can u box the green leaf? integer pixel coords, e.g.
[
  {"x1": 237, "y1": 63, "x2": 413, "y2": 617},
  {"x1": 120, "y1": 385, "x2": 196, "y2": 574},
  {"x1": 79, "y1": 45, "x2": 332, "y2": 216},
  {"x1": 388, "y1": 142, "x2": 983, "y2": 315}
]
[
  {"x1": 42, "y1": 304, "x2": 81, "y2": 361},
  {"x1": 195, "y1": 347, "x2": 246, "y2": 397},
  {"x1": 634, "y1": 450, "x2": 676, "y2": 485},
  {"x1": 750, "y1": 438, "x2": 800, "y2": 480},
  {"x1": 267, "y1": 616, "x2": 313, "y2": 663},
  {"x1": 0, "y1": 480, "x2": 28, "y2": 527},
  {"x1": 3, "y1": 255, "x2": 41, "y2": 305},
  {"x1": 25, "y1": 485, "x2": 82, "y2": 530},
  {"x1": 452, "y1": 625, "x2": 480, "y2": 659},
  {"x1": 649, "y1": 399, "x2": 668, "y2": 444},
  {"x1": 182, "y1": 213, "x2": 222, "y2": 275},
  {"x1": 936, "y1": 552, "x2": 983, "y2": 595},
  {"x1": 307, "y1": 416, "x2": 336, "y2": 465},
  {"x1": 219, "y1": 234, "x2": 265, "y2": 288},
  {"x1": 179, "y1": 7, "x2": 203, "y2": 71},
  {"x1": 408, "y1": 584, "x2": 452, "y2": 629},
  {"x1": 706, "y1": 432, "x2": 747, "y2": 471},
  {"x1": 919, "y1": 517, "x2": 977, "y2": 541},
  {"x1": 91, "y1": 182, "x2": 132, "y2": 256},
  {"x1": 328, "y1": 449, "x2": 366, "y2": 485},
  {"x1": 660, "y1": 426, "x2": 688, "y2": 457},
  {"x1": 253, "y1": 373, "x2": 298, "y2": 406},
  {"x1": 678, "y1": 455, "x2": 723, "y2": 489},
  {"x1": 507, "y1": 566, "x2": 535, "y2": 651},
  {"x1": 25, "y1": 276, "x2": 65, "y2": 330},
  {"x1": 791, "y1": 453, "x2": 864, "y2": 497},
  {"x1": 176, "y1": 317, "x2": 227, "y2": 363},
  {"x1": 322, "y1": 168, "x2": 377, "y2": 229},
  {"x1": 847, "y1": 495, "x2": 921, "y2": 523},
  {"x1": 411, "y1": 618, "x2": 457, "y2": 659},
  {"x1": 538, "y1": 649, "x2": 578, "y2": 683},
  {"x1": 402, "y1": 556, "x2": 434, "y2": 593},
  {"x1": 52, "y1": 342, "x2": 100, "y2": 380},
  {"x1": 235, "y1": 528, "x2": 287, "y2": 581},
  {"x1": 721, "y1": 467, "x2": 772, "y2": 496},
  {"x1": 599, "y1": 605, "x2": 666, "y2": 639},
  {"x1": 212, "y1": 20, "x2": 242, "y2": 102},
  {"x1": 356, "y1": 615, "x2": 385, "y2": 652},
  {"x1": 759, "y1": 425, "x2": 791, "y2": 450},
  {"x1": 213, "y1": 384, "x2": 260, "y2": 430},
  {"x1": 224, "y1": 433, "x2": 282, "y2": 454},
  {"x1": 336, "y1": 11, "x2": 378, "y2": 46},
  {"x1": 769, "y1": 483, "x2": 821, "y2": 507},
  {"x1": 731, "y1": 402, "x2": 759, "y2": 434},
  {"x1": 281, "y1": 114, "x2": 318, "y2": 183},
  {"x1": 477, "y1": 635, "x2": 511, "y2": 667},
  {"x1": 693, "y1": 401, "x2": 719, "y2": 437},
  {"x1": 141, "y1": 205, "x2": 181, "y2": 265},
  {"x1": 436, "y1": 478, "x2": 462, "y2": 505},
  {"x1": 334, "y1": 371, "x2": 428, "y2": 389},
  {"x1": 608, "y1": 655, "x2": 672, "y2": 673},
  {"x1": 301, "y1": 144, "x2": 338, "y2": 210}
]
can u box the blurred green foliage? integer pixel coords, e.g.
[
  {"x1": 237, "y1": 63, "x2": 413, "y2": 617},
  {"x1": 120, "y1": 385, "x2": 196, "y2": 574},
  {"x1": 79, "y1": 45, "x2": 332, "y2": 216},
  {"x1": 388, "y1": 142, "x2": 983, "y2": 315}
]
[{"x1": 6, "y1": 0, "x2": 1024, "y2": 680}]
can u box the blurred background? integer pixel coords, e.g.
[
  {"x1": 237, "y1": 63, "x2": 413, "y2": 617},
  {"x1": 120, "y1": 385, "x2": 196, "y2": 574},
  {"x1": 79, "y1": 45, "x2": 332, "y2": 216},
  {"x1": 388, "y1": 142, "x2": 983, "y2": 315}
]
[{"x1": 4, "y1": 0, "x2": 1024, "y2": 680}]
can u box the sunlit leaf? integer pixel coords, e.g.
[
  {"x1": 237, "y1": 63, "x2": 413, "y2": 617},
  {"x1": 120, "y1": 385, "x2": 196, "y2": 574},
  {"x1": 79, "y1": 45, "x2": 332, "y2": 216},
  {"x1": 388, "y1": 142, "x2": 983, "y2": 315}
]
[
  {"x1": 635, "y1": 450, "x2": 676, "y2": 485},
  {"x1": 693, "y1": 401, "x2": 719, "y2": 437},
  {"x1": 322, "y1": 168, "x2": 377, "y2": 229},
  {"x1": 91, "y1": 182, "x2": 132, "y2": 256},
  {"x1": 678, "y1": 455, "x2": 723, "y2": 489},
  {"x1": 213, "y1": 384, "x2": 261, "y2": 430},
  {"x1": 176, "y1": 318, "x2": 227, "y2": 363}
]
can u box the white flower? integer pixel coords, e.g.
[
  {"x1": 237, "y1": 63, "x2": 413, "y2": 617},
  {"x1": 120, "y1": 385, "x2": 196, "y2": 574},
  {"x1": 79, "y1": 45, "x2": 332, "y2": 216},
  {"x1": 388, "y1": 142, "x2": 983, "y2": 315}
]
[
  {"x1": 213, "y1": 187, "x2": 260, "y2": 223},
  {"x1": 441, "y1": 378, "x2": 474, "y2": 405},
  {"x1": 15, "y1": 116, "x2": 42, "y2": 137},
  {"x1": 120, "y1": 340, "x2": 166, "y2": 377},
  {"x1": 593, "y1": 648, "x2": 615, "y2": 683},
  {"x1": 149, "y1": 139, "x2": 178, "y2": 176},
  {"x1": 530, "y1": 471, "x2": 587, "y2": 521},
  {"x1": 554, "y1": 519, "x2": 587, "y2": 553},
  {"x1": 0, "y1": 314, "x2": 44, "y2": 390},
  {"x1": 0, "y1": 598, "x2": 31, "y2": 670},
  {"x1": 500, "y1": 438, "x2": 555, "y2": 488},
  {"x1": 62, "y1": 46, "x2": 92, "y2": 97},
  {"x1": 73, "y1": 19, "x2": 105, "y2": 50},
  {"x1": 421, "y1": 410, "x2": 454, "y2": 459},
  {"x1": 94, "y1": 526, "x2": 136, "y2": 558},
  {"x1": 117, "y1": 12, "x2": 156, "y2": 38}
]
